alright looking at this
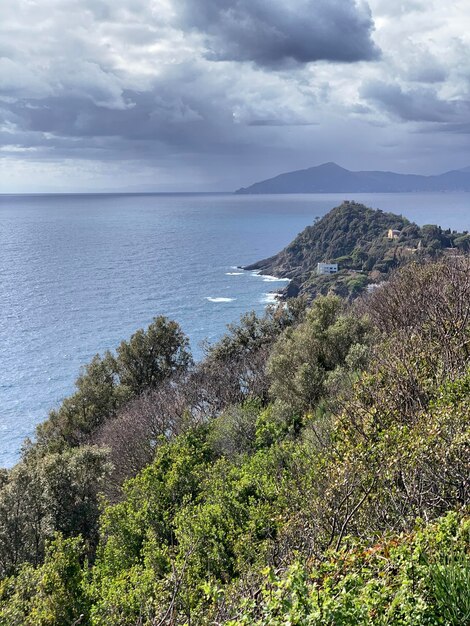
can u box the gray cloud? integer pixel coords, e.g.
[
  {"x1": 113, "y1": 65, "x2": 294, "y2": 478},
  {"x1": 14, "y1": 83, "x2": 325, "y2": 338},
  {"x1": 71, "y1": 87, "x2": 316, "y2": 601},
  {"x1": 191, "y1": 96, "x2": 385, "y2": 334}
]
[
  {"x1": 2, "y1": 92, "x2": 231, "y2": 163},
  {"x1": 178, "y1": 0, "x2": 380, "y2": 67},
  {"x1": 369, "y1": 0, "x2": 427, "y2": 16},
  {"x1": 244, "y1": 119, "x2": 318, "y2": 127},
  {"x1": 405, "y1": 59, "x2": 447, "y2": 84},
  {"x1": 1, "y1": 0, "x2": 470, "y2": 191},
  {"x1": 361, "y1": 80, "x2": 464, "y2": 122}
]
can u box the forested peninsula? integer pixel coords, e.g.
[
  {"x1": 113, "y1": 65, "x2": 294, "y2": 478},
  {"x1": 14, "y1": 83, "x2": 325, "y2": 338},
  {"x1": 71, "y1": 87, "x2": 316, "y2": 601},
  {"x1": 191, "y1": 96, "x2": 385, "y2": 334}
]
[
  {"x1": 245, "y1": 201, "x2": 470, "y2": 300},
  {"x1": 0, "y1": 205, "x2": 469, "y2": 625}
]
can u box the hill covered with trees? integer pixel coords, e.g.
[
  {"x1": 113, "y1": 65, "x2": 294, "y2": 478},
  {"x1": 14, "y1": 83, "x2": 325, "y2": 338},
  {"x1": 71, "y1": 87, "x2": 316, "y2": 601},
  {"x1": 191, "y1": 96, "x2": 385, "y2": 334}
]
[
  {"x1": 245, "y1": 201, "x2": 470, "y2": 299},
  {"x1": 0, "y1": 253, "x2": 468, "y2": 622}
]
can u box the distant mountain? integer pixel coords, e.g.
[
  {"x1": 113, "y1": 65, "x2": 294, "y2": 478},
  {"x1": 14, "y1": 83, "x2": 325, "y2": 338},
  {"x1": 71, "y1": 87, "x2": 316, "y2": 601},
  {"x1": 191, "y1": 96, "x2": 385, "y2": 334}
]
[
  {"x1": 244, "y1": 201, "x2": 470, "y2": 300},
  {"x1": 235, "y1": 162, "x2": 470, "y2": 194}
]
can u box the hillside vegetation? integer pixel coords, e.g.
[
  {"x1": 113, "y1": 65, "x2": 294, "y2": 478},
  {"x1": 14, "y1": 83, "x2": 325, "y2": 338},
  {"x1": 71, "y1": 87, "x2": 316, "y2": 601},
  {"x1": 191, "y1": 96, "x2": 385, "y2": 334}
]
[
  {"x1": 0, "y1": 253, "x2": 469, "y2": 624},
  {"x1": 245, "y1": 201, "x2": 470, "y2": 299}
]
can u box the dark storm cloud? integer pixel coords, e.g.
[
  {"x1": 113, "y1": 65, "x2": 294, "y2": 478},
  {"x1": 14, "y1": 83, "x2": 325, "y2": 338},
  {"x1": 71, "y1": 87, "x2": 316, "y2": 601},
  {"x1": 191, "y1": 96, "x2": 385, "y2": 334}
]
[
  {"x1": 361, "y1": 80, "x2": 462, "y2": 123},
  {"x1": 422, "y1": 122, "x2": 470, "y2": 135},
  {"x1": 178, "y1": 0, "x2": 380, "y2": 66},
  {"x1": 1, "y1": 90, "x2": 232, "y2": 159},
  {"x1": 246, "y1": 119, "x2": 318, "y2": 127},
  {"x1": 0, "y1": 0, "x2": 380, "y2": 188},
  {"x1": 2, "y1": 0, "x2": 470, "y2": 191}
]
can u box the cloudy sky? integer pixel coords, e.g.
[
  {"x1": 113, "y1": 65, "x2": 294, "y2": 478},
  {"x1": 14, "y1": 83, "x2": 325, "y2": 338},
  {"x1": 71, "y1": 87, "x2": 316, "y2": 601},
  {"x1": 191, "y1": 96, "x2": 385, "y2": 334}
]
[{"x1": 1, "y1": 0, "x2": 470, "y2": 191}]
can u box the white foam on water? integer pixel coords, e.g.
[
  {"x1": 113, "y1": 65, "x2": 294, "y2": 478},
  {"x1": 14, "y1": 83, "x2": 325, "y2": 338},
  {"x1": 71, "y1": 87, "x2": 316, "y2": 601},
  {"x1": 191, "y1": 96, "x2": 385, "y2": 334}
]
[
  {"x1": 225, "y1": 272, "x2": 244, "y2": 276},
  {"x1": 206, "y1": 297, "x2": 236, "y2": 303},
  {"x1": 262, "y1": 276, "x2": 290, "y2": 282},
  {"x1": 260, "y1": 293, "x2": 279, "y2": 304},
  {"x1": 252, "y1": 271, "x2": 290, "y2": 283}
]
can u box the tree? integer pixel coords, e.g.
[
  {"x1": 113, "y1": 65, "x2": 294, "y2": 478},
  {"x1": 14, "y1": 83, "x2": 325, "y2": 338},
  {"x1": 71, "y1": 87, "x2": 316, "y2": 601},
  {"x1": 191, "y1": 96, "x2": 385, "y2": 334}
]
[
  {"x1": 36, "y1": 352, "x2": 121, "y2": 450},
  {"x1": 268, "y1": 296, "x2": 371, "y2": 415},
  {"x1": 0, "y1": 535, "x2": 88, "y2": 626},
  {"x1": 36, "y1": 317, "x2": 192, "y2": 452},
  {"x1": 454, "y1": 233, "x2": 470, "y2": 252},
  {"x1": 115, "y1": 316, "x2": 192, "y2": 395},
  {"x1": 0, "y1": 446, "x2": 111, "y2": 576}
]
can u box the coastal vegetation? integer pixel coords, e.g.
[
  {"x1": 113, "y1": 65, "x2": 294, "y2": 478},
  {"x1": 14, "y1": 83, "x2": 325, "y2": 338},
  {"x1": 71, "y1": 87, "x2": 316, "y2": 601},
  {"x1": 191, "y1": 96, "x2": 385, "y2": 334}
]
[{"x1": 0, "y1": 205, "x2": 469, "y2": 625}]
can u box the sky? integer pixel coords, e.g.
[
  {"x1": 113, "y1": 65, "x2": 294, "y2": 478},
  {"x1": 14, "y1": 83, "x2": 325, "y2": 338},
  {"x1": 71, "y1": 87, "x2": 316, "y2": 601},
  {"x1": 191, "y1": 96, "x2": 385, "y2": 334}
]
[{"x1": 1, "y1": 0, "x2": 470, "y2": 192}]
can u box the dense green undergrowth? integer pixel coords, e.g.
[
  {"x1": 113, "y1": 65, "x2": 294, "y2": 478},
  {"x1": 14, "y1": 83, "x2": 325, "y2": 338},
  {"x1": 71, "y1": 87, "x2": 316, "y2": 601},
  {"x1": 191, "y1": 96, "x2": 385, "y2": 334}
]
[
  {"x1": 220, "y1": 512, "x2": 470, "y2": 626},
  {"x1": 0, "y1": 257, "x2": 469, "y2": 625}
]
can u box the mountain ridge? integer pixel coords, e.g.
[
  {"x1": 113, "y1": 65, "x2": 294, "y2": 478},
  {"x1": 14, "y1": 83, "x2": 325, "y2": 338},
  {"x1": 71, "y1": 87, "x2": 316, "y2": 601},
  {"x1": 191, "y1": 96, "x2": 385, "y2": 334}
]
[{"x1": 236, "y1": 162, "x2": 470, "y2": 193}]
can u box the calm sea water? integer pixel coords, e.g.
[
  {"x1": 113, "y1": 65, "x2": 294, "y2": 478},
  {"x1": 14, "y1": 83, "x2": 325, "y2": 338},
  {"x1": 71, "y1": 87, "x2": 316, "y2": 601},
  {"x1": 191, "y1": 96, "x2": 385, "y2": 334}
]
[{"x1": 1, "y1": 191, "x2": 470, "y2": 467}]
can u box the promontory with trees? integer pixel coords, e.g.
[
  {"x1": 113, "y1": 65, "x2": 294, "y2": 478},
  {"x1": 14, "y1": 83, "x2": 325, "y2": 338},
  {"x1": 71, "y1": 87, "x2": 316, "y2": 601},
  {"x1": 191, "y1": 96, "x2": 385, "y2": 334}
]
[
  {"x1": 0, "y1": 204, "x2": 469, "y2": 625},
  {"x1": 245, "y1": 200, "x2": 470, "y2": 300}
]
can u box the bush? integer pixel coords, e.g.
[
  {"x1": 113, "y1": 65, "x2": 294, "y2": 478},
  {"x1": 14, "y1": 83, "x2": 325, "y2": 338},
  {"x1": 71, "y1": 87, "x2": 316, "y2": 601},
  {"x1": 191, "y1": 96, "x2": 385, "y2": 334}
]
[
  {"x1": 268, "y1": 295, "x2": 371, "y2": 414},
  {"x1": 218, "y1": 513, "x2": 470, "y2": 626}
]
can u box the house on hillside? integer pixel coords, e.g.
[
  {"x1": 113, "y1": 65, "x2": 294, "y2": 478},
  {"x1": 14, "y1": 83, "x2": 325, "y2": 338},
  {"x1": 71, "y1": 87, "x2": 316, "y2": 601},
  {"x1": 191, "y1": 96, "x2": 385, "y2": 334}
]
[
  {"x1": 317, "y1": 263, "x2": 338, "y2": 275},
  {"x1": 388, "y1": 229, "x2": 401, "y2": 240}
]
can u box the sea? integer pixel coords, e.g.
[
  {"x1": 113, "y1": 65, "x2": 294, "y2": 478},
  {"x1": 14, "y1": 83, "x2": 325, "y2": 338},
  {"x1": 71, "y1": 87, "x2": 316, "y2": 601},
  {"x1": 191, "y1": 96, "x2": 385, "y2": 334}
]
[{"x1": 1, "y1": 191, "x2": 470, "y2": 467}]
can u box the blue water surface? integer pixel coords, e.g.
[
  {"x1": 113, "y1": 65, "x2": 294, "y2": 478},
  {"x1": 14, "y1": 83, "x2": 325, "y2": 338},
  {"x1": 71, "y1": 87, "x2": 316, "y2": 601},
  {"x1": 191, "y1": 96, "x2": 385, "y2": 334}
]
[{"x1": 1, "y1": 191, "x2": 469, "y2": 466}]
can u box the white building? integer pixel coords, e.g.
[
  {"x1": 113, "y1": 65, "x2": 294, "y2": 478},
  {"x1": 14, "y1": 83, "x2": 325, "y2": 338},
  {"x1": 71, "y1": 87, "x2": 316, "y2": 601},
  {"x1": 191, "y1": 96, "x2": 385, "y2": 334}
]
[
  {"x1": 317, "y1": 263, "x2": 338, "y2": 275},
  {"x1": 388, "y1": 229, "x2": 401, "y2": 240}
]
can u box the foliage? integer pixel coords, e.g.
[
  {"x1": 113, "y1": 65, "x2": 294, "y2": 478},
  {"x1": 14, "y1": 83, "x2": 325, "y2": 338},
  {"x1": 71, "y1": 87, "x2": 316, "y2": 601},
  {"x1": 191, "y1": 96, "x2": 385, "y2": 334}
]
[
  {"x1": 0, "y1": 535, "x2": 88, "y2": 626},
  {"x1": 0, "y1": 446, "x2": 110, "y2": 577},
  {"x1": 0, "y1": 257, "x2": 469, "y2": 624},
  {"x1": 36, "y1": 353, "x2": 122, "y2": 450},
  {"x1": 219, "y1": 512, "x2": 470, "y2": 626},
  {"x1": 36, "y1": 316, "x2": 192, "y2": 451},
  {"x1": 95, "y1": 301, "x2": 306, "y2": 494},
  {"x1": 268, "y1": 295, "x2": 371, "y2": 414},
  {"x1": 209, "y1": 400, "x2": 262, "y2": 458},
  {"x1": 115, "y1": 316, "x2": 192, "y2": 395},
  {"x1": 204, "y1": 299, "x2": 306, "y2": 362}
]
